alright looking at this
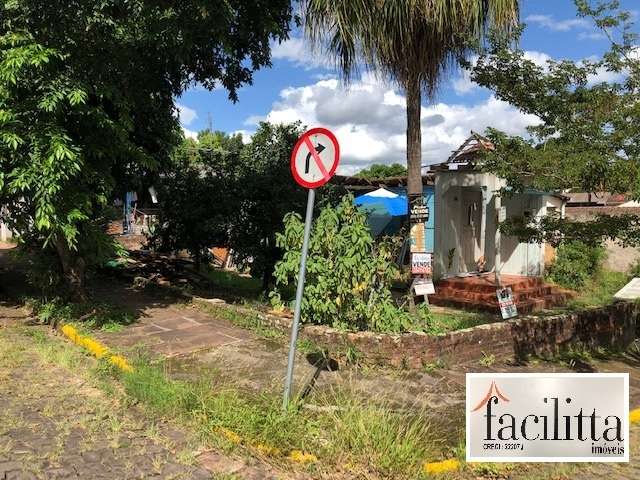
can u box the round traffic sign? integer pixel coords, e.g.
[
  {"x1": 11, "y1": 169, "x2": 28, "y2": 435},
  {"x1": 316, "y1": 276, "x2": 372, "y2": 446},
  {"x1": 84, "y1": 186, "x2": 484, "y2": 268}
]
[{"x1": 290, "y1": 127, "x2": 340, "y2": 189}]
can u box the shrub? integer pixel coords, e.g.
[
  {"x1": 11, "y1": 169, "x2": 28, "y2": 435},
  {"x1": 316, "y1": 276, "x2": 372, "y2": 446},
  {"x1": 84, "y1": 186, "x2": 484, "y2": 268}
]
[
  {"x1": 629, "y1": 258, "x2": 640, "y2": 278},
  {"x1": 546, "y1": 240, "x2": 605, "y2": 290},
  {"x1": 270, "y1": 195, "x2": 420, "y2": 333}
]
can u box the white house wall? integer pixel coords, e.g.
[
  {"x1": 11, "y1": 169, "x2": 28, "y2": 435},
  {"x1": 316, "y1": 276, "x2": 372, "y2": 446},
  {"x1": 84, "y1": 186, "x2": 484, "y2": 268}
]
[
  {"x1": 434, "y1": 171, "x2": 558, "y2": 278},
  {"x1": 434, "y1": 171, "x2": 502, "y2": 277}
]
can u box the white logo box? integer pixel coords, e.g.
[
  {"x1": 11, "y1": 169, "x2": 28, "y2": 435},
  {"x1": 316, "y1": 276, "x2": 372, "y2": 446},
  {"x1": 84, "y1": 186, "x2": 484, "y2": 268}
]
[{"x1": 466, "y1": 372, "x2": 629, "y2": 462}]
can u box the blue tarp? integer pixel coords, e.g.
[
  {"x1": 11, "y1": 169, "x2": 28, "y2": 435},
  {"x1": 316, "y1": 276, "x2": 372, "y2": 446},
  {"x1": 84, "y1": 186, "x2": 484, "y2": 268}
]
[
  {"x1": 354, "y1": 193, "x2": 408, "y2": 216},
  {"x1": 354, "y1": 189, "x2": 408, "y2": 237}
]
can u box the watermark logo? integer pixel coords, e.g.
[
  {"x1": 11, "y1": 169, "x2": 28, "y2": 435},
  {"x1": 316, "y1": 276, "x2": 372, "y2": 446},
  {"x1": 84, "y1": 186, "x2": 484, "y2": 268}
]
[{"x1": 466, "y1": 373, "x2": 629, "y2": 462}]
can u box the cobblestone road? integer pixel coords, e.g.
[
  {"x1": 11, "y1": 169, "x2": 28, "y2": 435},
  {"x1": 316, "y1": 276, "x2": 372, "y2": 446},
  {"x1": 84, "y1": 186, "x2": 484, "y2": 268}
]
[{"x1": 0, "y1": 327, "x2": 214, "y2": 480}]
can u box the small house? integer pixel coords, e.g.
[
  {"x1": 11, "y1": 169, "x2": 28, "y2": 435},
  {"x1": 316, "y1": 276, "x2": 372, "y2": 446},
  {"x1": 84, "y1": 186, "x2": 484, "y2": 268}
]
[{"x1": 432, "y1": 133, "x2": 566, "y2": 279}]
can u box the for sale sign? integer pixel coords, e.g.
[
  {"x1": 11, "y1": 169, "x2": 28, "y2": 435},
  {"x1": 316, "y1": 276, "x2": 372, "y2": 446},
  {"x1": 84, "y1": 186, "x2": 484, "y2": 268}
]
[
  {"x1": 411, "y1": 252, "x2": 432, "y2": 275},
  {"x1": 496, "y1": 287, "x2": 517, "y2": 319}
]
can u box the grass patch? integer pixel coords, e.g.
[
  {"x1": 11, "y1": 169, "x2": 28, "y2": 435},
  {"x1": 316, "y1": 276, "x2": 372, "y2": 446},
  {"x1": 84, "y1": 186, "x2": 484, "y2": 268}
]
[
  {"x1": 194, "y1": 301, "x2": 283, "y2": 339},
  {"x1": 117, "y1": 358, "x2": 445, "y2": 478},
  {"x1": 423, "y1": 310, "x2": 496, "y2": 335},
  {"x1": 200, "y1": 267, "x2": 263, "y2": 298},
  {"x1": 27, "y1": 297, "x2": 135, "y2": 332},
  {"x1": 14, "y1": 317, "x2": 448, "y2": 479},
  {"x1": 565, "y1": 270, "x2": 629, "y2": 309}
]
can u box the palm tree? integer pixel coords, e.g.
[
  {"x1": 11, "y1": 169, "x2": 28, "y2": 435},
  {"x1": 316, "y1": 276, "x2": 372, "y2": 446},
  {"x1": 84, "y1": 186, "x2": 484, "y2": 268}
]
[{"x1": 304, "y1": 0, "x2": 519, "y2": 199}]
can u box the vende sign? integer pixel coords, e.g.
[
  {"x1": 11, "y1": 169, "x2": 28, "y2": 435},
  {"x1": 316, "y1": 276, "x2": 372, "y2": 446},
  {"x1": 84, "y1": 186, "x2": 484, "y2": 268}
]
[
  {"x1": 411, "y1": 252, "x2": 432, "y2": 275},
  {"x1": 466, "y1": 373, "x2": 629, "y2": 462}
]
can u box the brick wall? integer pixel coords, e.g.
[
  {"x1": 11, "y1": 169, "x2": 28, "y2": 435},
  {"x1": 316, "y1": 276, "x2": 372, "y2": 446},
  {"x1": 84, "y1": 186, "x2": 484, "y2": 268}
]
[
  {"x1": 196, "y1": 299, "x2": 639, "y2": 369},
  {"x1": 299, "y1": 302, "x2": 638, "y2": 367}
]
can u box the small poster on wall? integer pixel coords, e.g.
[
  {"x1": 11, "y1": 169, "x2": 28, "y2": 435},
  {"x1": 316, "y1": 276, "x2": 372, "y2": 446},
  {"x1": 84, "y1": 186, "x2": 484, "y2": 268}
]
[
  {"x1": 496, "y1": 287, "x2": 518, "y2": 319},
  {"x1": 410, "y1": 222, "x2": 426, "y2": 253},
  {"x1": 409, "y1": 195, "x2": 429, "y2": 223}
]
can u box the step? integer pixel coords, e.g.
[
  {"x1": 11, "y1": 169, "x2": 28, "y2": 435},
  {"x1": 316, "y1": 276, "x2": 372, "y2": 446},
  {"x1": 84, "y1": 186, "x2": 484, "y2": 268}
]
[
  {"x1": 430, "y1": 290, "x2": 573, "y2": 315},
  {"x1": 436, "y1": 277, "x2": 544, "y2": 293},
  {"x1": 433, "y1": 286, "x2": 555, "y2": 303}
]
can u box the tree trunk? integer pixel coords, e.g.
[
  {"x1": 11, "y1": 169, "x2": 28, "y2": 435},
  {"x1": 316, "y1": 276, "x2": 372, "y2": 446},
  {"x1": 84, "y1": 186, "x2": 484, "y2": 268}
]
[
  {"x1": 54, "y1": 236, "x2": 87, "y2": 302},
  {"x1": 406, "y1": 78, "x2": 423, "y2": 199},
  {"x1": 405, "y1": 78, "x2": 423, "y2": 307}
]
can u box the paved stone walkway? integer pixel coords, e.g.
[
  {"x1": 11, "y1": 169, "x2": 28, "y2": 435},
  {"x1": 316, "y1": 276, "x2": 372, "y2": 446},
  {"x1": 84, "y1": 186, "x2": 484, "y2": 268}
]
[{"x1": 0, "y1": 247, "x2": 296, "y2": 480}]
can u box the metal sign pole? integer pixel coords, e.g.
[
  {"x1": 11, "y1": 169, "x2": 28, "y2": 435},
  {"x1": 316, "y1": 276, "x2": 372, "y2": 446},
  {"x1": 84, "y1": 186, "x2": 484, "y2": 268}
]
[{"x1": 283, "y1": 188, "x2": 315, "y2": 410}]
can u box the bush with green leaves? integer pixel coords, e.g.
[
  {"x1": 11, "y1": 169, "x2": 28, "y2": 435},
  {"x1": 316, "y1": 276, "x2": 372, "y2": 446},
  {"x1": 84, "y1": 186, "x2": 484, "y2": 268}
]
[
  {"x1": 271, "y1": 195, "x2": 422, "y2": 333},
  {"x1": 546, "y1": 240, "x2": 605, "y2": 290}
]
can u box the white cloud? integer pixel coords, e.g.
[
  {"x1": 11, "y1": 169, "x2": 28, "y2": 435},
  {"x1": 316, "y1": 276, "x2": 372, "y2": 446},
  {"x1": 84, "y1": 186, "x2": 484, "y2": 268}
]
[
  {"x1": 270, "y1": 36, "x2": 332, "y2": 70},
  {"x1": 176, "y1": 103, "x2": 198, "y2": 126},
  {"x1": 232, "y1": 130, "x2": 253, "y2": 144},
  {"x1": 579, "y1": 31, "x2": 607, "y2": 41},
  {"x1": 525, "y1": 14, "x2": 591, "y2": 32},
  {"x1": 257, "y1": 76, "x2": 539, "y2": 175},
  {"x1": 452, "y1": 67, "x2": 477, "y2": 95},
  {"x1": 182, "y1": 127, "x2": 198, "y2": 140},
  {"x1": 523, "y1": 50, "x2": 553, "y2": 69},
  {"x1": 244, "y1": 115, "x2": 266, "y2": 126}
]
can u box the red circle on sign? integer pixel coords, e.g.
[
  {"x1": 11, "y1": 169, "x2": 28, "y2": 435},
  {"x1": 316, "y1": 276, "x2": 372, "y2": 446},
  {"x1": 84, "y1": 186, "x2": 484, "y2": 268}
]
[{"x1": 290, "y1": 127, "x2": 340, "y2": 189}]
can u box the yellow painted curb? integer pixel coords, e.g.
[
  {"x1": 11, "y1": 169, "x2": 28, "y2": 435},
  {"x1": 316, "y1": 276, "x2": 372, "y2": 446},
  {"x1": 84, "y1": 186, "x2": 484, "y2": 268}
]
[
  {"x1": 630, "y1": 408, "x2": 640, "y2": 424},
  {"x1": 423, "y1": 458, "x2": 460, "y2": 475},
  {"x1": 288, "y1": 450, "x2": 318, "y2": 464},
  {"x1": 255, "y1": 443, "x2": 281, "y2": 457},
  {"x1": 60, "y1": 324, "x2": 133, "y2": 372},
  {"x1": 218, "y1": 427, "x2": 242, "y2": 444}
]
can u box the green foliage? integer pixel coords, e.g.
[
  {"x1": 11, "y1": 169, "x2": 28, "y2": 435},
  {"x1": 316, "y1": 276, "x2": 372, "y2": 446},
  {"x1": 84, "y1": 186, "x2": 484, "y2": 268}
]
[
  {"x1": 0, "y1": 0, "x2": 293, "y2": 295},
  {"x1": 153, "y1": 122, "x2": 310, "y2": 290},
  {"x1": 271, "y1": 195, "x2": 421, "y2": 333},
  {"x1": 355, "y1": 163, "x2": 407, "y2": 179},
  {"x1": 567, "y1": 270, "x2": 628, "y2": 309},
  {"x1": 471, "y1": 1, "x2": 640, "y2": 246},
  {"x1": 546, "y1": 241, "x2": 605, "y2": 290},
  {"x1": 479, "y1": 352, "x2": 496, "y2": 367},
  {"x1": 201, "y1": 268, "x2": 264, "y2": 298},
  {"x1": 28, "y1": 297, "x2": 134, "y2": 330},
  {"x1": 228, "y1": 122, "x2": 309, "y2": 287},
  {"x1": 629, "y1": 258, "x2": 640, "y2": 278},
  {"x1": 152, "y1": 130, "x2": 244, "y2": 266}
]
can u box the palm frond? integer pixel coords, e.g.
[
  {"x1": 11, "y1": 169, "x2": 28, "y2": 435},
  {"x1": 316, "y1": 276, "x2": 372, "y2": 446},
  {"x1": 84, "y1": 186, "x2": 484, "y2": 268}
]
[{"x1": 303, "y1": 0, "x2": 519, "y2": 96}]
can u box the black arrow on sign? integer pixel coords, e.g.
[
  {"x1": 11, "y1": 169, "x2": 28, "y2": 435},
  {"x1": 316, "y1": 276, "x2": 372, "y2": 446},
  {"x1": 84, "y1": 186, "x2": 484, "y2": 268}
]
[{"x1": 305, "y1": 143, "x2": 325, "y2": 174}]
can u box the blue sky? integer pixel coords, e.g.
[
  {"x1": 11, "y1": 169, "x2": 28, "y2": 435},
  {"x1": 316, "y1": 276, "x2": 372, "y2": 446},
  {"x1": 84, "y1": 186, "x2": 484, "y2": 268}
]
[{"x1": 176, "y1": 0, "x2": 637, "y2": 175}]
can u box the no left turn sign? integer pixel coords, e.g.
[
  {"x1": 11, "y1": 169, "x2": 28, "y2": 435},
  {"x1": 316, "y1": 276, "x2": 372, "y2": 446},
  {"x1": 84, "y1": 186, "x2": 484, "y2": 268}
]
[{"x1": 290, "y1": 127, "x2": 340, "y2": 189}]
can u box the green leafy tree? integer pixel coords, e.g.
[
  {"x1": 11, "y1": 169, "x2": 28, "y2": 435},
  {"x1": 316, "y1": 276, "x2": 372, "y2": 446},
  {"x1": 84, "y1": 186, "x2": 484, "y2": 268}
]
[
  {"x1": 304, "y1": 0, "x2": 518, "y2": 203},
  {"x1": 153, "y1": 122, "x2": 313, "y2": 291},
  {"x1": 355, "y1": 163, "x2": 407, "y2": 179},
  {"x1": 229, "y1": 122, "x2": 309, "y2": 290},
  {"x1": 153, "y1": 131, "x2": 244, "y2": 268},
  {"x1": 0, "y1": 0, "x2": 293, "y2": 299},
  {"x1": 470, "y1": 0, "x2": 640, "y2": 246},
  {"x1": 271, "y1": 195, "x2": 422, "y2": 333}
]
